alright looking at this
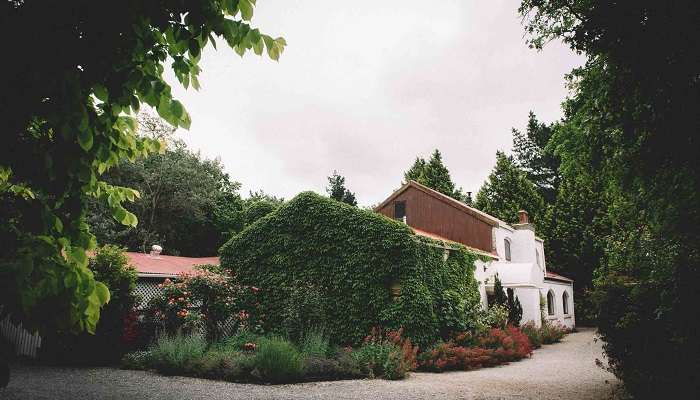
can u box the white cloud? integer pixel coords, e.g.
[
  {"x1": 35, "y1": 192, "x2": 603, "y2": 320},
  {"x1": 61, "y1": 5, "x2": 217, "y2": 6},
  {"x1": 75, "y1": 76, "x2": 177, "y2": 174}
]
[{"x1": 168, "y1": 0, "x2": 584, "y2": 205}]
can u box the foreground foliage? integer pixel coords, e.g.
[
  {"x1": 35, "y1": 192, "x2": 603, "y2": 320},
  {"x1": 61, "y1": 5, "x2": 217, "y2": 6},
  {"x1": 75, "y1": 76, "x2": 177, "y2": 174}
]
[
  {"x1": 40, "y1": 246, "x2": 138, "y2": 364},
  {"x1": 0, "y1": 0, "x2": 285, "y2": 334},
  {"x1": 520, "y1": 1, "x2": 700, "y2": 397}
]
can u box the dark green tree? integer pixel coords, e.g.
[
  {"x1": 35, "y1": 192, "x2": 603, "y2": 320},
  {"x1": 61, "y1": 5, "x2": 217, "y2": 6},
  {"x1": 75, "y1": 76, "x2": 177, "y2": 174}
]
[
  {"x1": 403, "y1": 157, "x2": 427, "y2": 183},
  {"x1": 506, "y1": 288, "x2": 523, "y2": 327},
  {"x1": 421, "y1": 150, "x2": 456, "y2": 196},
  {"x1": 88, "y1": 116, "x2": 245, "y2": 256},
  {"x1": 474, "y1": 152, "x2": 545, "y2": 225},
  {"x1": 511, "y1": 112, "x2": 561, "y2": 203},
  {"x1": 0, "y1": 0, "x2": 284, "y2": 334},
  {"x1": 520, "y1": 1, "x2": 700, "y2": 396},
  {"x1": 402, "y1": 150, "x2": 469, "y2": 202},
  {"x1": 491, "y1": 274, "x2": 508, "y2": 306},
  {"x1": 326, "y1": 170, "x2": 357, "y2": 206}
]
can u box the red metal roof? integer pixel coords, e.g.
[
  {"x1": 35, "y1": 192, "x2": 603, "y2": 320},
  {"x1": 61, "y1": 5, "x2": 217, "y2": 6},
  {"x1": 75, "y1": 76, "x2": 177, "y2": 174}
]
[
  {"x1": 126, "y1": 252, "x2": 220, "y2": 278},
  {"x1": 412, "y1": 227, "x2": 499, "y2": 259},
  {"x1": 545, "y1": 271, "x2": 574, "y2": 282}
]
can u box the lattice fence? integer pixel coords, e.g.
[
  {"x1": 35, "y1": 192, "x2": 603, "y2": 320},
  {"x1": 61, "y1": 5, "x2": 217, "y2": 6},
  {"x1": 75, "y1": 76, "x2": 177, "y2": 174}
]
[{"x1": 134, "y1": 278, "x2": 166, "y2": 309}]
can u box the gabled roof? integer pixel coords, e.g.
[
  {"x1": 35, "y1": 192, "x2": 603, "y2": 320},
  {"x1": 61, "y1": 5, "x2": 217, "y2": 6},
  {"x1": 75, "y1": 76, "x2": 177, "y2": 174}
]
[
  {"x1": 126, "y1": 252, "x2": 220, "y2": 278},
  {"x1": 374, "y1": 180, "x2": 501, "y2": 227},
  {"x1": 412, "y1": 227, "x2": 499, "y2": 259},
  {"x1": 545, "y1": 271, "x2": 574, "y2": 283}
]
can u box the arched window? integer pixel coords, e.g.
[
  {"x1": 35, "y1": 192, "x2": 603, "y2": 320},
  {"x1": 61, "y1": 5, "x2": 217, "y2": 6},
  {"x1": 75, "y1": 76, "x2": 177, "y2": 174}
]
[
  {"x1": 562, "y1": 291, "x2": 570, "y2": 315},
  {"x1": 504, "y1": 239, "x2": 511, "y2": 261},
  {"x1": 547, "y1": 290, "x2": 555, "y2": 316}
]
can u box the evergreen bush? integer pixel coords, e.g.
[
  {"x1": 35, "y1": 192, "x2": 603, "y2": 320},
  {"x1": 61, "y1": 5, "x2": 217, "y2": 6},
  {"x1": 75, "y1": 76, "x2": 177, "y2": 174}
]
[{"x1": 220, "y1": 192, "x2": 482, "y2": 348}]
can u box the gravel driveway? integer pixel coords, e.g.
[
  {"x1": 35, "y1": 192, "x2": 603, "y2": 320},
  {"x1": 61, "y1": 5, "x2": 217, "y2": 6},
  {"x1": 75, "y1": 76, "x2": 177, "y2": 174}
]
[{"x1": 1, "y1": 328, "x2": 622, "y2": 400}]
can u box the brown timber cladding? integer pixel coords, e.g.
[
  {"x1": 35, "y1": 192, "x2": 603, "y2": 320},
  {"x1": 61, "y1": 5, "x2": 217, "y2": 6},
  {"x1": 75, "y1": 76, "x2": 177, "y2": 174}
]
[{"x1": 377, "y1": 186, "x2": 494, "y2": 253}]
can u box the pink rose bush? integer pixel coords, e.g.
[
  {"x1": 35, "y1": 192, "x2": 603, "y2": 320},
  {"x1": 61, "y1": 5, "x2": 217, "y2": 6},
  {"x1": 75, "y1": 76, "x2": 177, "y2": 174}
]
[{"x1": 147, "y1": 265, "x2": 260, "y2": 339}]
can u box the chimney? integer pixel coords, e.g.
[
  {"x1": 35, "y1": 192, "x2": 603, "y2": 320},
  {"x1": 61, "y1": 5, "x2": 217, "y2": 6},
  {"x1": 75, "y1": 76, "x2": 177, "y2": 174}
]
[
  {"x1": 518, "y1": 210, "x2": 529, "y2": 224},
  {"x1": 150, "y1": 244, "x2": 162, "y2": 257}
]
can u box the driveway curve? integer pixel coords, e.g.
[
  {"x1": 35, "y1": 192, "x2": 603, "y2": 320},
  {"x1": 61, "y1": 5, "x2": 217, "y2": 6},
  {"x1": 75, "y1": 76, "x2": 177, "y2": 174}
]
[{"x1": 2, "y1": 328, "x2": 623, "y2": 400}]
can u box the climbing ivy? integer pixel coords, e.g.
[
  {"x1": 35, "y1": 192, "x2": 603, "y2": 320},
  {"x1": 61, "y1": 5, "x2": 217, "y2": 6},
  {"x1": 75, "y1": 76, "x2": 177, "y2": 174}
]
[{"x1": 220, "y1": 192, "x2": 482, "y2": 348}]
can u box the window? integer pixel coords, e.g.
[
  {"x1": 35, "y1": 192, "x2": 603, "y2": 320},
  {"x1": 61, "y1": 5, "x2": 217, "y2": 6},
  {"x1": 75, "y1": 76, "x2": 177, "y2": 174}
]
[
  {"x1": 504, "y1": 239, "x2": 511, "y2": 261},
  {"x1": 562, "y1": 292, "x2": 570, "y2": 315},
  {"x1": 547, "y1": 290, "x2": 555, "y2": 316},
  {"x1": 536, "y1": 249, "x2": 541, "y2": 269},
  {"x1": 394, "y1": 201, "x2": 406, "y2": 221}
]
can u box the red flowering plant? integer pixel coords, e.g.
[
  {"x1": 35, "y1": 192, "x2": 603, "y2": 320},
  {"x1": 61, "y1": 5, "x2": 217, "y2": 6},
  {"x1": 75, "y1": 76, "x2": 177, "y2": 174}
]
[
  {"x1": 478, "y1": 325, "x2": 533, "y2": 362},
  {"x1": 418, "y1": 325, "x2": 533, "y2": 372},
  {"x1": 147, "y1": 265, "x2": 260, "y2": 340}
]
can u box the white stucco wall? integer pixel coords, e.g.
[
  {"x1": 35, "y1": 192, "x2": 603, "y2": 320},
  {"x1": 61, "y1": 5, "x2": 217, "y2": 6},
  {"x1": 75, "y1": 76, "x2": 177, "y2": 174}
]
[
  {"x1": 475, "y1": 222, "x2": 574, "y2": 329},
  {"x1": 511, "y1": 286, "x2": 542, "y2": 327},
  {"x1": 542, "y1": 280, "x2": 576, "y2": 329}
]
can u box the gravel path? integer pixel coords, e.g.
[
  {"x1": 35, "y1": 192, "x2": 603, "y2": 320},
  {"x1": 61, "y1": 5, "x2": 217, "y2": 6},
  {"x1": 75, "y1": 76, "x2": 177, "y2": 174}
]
[{"x1": 1, "y1": 328, "x2": 622, "y2": 400}]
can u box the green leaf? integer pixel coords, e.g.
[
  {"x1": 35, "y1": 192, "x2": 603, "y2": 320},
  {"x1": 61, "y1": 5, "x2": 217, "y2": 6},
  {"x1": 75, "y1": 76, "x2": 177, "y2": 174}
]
[
  {"x1": 93, "y1": 84, "x2": 108, "y2": 101},
  {"x1": 170, "y1": 99, "x2": 185, "y2": 119},
  {"x1": 95, "y1": 281, "x2": 111, "y2": 304},
  {"x1": 64, "y1": 271, "x2": 78, "y2": 289},
  {"x1": 189, "y1": 39, "x2": 200, "y2": 58},
  {"x1": 69, "y1": 247, "x2": 88, "y2": 267},
  {"x1": 77, "y1": 127, "x2": 94, "y2": 151},
  {"x1": 54, "y1": 216, "x2": 63, "y2": 233},
  {"x1": 238, "y1": 0, "x2": 254, "y2": 21}
]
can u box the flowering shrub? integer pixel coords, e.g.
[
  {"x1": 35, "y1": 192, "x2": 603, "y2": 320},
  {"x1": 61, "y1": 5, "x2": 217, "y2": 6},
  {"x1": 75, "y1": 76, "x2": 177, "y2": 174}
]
[
  {"x1": 147, "y1": 265, "x2": 260, "y2": 339},
  {"x1": 520, "y1": 321, "x2": 569, "y2": 348},
  {"x1": 479, "y1": 325, "x2": 532, "y2": 362},
  {"x1": 418, "y1": 325, "x2": 532, "y2": 372},
  {"x1": 352, "y1": 327, "x2": 418, "y2": 379},
  {"x1": 418, "y1": 342, "x2": 501, "y2": 371}
]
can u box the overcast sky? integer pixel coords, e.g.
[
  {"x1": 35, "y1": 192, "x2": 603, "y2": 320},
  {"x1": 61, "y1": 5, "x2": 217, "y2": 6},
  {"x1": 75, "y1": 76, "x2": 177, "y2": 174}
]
[{"x1": 168, "y1": 0, "x2": 584, "y2": 206}]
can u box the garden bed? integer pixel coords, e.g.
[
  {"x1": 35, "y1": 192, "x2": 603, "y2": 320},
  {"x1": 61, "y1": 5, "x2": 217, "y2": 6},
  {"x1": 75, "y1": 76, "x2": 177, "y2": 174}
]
[{"x1": 121, "y1": 322, "x2": 570, "y2": 384}]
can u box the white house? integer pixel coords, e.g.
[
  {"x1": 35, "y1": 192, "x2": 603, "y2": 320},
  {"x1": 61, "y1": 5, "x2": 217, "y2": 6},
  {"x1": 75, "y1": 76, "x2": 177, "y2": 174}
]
[{"x1": 376, "y1": 180, "x2": 575, "y2": 329}]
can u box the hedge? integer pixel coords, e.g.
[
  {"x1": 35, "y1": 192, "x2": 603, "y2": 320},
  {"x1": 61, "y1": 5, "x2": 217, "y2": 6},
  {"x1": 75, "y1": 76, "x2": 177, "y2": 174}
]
[{"x1": 220, "y1": 192, "x2": 482, "y2": 348}]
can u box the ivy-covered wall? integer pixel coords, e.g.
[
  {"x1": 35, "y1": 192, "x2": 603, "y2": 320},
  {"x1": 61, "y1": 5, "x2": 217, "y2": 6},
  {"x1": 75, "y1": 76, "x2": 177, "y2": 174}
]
[{"x1": 219, "y1": 192, "x2": 482, "y2": 347}]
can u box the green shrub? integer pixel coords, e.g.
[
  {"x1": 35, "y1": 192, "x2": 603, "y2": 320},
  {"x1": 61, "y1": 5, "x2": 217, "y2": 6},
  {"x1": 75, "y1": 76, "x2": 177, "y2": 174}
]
[
  {"x1": 300, "y1": 329, "x2": 331, "y2": 358},
  {"x1": 351, "y1": 328, "x2": 417, "y2": 380},
  {"x1": 253, "y1": 336, "x2": 303, "y2": 383},
  {"x1": 351, "y1": 342, "x2": 395, "y2": 378},
  {"x1": 120, "y1": 350, "x2": 152, "y2": 370},
  {"x1": 519, "y1": 321, "x2": 567, "y2": 348},
  {"x1": 519, "y1": 322, "x2": 543, "y2": 349},
  {"x1": 539, "y1": 321, "x2": 566, "y2": 344},
  {"x1": 302, "y1": 354, "x2": 362, "y2": 381},
  {"x1": 220, "y1": 192, "x2": 483, "y2": 347},
  {"x1": 477, "y1": 304, "x2": 509, "y2": 330},
  {"x1": 195, "y1": 350, "x2": 255, "y2": 381},
  {"x1": 149, "y1": 334, "x2": 207, "y2": 375},
  {"x1": 221, "y1": 330, "x2": 261, "y2": 352}
]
